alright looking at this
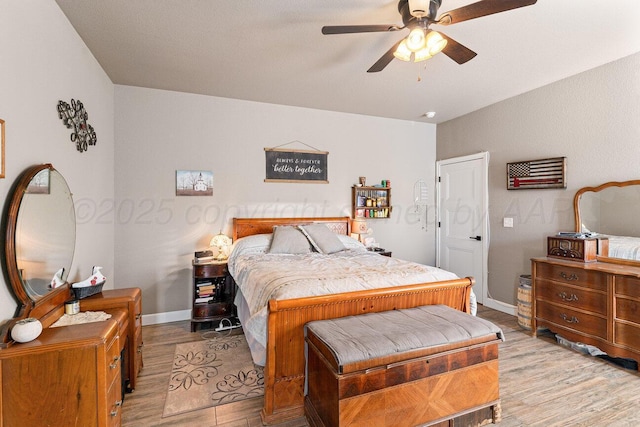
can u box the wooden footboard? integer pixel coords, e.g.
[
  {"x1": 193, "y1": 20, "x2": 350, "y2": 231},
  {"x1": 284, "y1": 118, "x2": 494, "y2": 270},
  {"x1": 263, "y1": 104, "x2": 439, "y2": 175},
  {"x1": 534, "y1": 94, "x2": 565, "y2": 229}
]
[{"x1": 261, "y1": 277, "x2": 474, "y2": 424}]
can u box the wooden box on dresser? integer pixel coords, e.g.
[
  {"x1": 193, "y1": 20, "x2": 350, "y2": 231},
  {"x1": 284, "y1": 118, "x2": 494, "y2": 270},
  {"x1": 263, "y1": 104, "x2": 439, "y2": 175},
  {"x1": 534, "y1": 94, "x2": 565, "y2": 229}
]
[{"x1": 532, "y1": 257, "x2": 640, "y2": 369}]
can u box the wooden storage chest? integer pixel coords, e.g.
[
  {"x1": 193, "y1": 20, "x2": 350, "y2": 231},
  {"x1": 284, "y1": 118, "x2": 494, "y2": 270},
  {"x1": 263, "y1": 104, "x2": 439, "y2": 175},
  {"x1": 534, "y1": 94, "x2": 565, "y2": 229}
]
[{"x1": 304, "y1": 305, "x2": 504, "y2": 427}]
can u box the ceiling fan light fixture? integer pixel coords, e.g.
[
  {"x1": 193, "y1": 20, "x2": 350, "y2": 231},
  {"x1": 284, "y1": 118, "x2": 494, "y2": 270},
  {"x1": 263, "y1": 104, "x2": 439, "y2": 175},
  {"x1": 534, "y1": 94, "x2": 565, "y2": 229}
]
[
  {"x1": 414, "y1": 47, "x2": 433, "y2": 62},
  {"x1": 425, "y1": 30, "x2": 447, "y2": 56},
  {"x1": 406, "y1": 27, "x2": 426, "y2": 51},
  {"x1": 408, "y1": 0, "x2": 430, "y2": 18},
  {"x1": 393, "y1": 40, "x2": 412, "y2": 61}
]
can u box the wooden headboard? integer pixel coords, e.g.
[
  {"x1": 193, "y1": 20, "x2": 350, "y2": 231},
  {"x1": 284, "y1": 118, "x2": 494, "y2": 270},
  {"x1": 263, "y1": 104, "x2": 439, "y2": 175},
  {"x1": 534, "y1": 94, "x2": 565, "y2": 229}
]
[{"x1": 232, "y1": 217, "x2": 351, "y2": 241}]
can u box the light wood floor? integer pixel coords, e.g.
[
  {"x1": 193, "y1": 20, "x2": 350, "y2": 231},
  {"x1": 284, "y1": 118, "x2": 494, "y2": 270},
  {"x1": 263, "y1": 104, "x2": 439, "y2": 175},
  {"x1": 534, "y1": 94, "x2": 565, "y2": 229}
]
[{"x1": 122, "y1": 306, "x2": 640, "y2": 426}]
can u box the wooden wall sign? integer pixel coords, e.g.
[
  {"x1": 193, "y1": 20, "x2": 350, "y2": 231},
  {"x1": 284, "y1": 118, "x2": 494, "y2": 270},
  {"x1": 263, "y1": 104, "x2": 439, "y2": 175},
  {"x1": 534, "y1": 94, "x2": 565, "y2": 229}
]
[
  {"x1": 507, "y1": 157, "x2": 566, "y2": 190},
  {"x1": 264, "y1": 148, "x2": 328, "y2": 183}
]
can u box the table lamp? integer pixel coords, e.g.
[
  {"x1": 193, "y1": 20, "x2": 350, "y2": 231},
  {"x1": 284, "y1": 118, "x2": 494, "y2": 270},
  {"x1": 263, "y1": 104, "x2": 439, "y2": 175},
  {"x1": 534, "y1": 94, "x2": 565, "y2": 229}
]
[
  {"x1": 210, "y1": 231, "x2": 232, "y2": 261},
  {"x1": 350, "y1": 218, "x2": 368, "y2": 243}
]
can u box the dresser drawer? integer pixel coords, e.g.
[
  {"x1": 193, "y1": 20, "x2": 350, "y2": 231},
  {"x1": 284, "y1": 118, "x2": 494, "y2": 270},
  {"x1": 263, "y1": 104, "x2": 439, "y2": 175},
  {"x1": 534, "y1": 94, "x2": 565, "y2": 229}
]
[
  {"x1": 616, "y1": 297, "x2": 640, "y2": 324},
  {"x1": 536, "y1": 301, "x2": 607, "y2": 339},
  {"x1": 107, "y1": 375, "x2": 123, "y2": 427},
  {"x1": 106, "y1": 333, "x2": 122, "y2": 386},
  {"x1": 615, "y1": 276, "x2": 640, "y2": 298},
  {"x1": 134, "y1": 328, "x2": 144, "y2": 376},
  {"x1": 535, "y1": 279, "x2": 606, "y2": 315},
  {"x1": 614, "y1": 321, "x2": 640, "y2": 350},
  {"x1": 535, "y1": 263, "x2": 607, "y2": 291}
]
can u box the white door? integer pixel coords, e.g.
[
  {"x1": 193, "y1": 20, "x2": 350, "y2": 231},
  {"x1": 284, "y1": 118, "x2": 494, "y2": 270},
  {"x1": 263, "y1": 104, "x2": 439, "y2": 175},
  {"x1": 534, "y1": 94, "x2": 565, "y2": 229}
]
[{"x1": 436, "y1": 152, "x2": 488, "y2": 304}]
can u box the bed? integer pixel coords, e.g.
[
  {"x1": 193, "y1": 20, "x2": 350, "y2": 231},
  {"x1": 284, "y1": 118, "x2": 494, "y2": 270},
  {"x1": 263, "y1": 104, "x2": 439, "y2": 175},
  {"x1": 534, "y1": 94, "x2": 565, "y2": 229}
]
[{"x1": 229, "y1": 217, "x2": 474, "y2": 424}]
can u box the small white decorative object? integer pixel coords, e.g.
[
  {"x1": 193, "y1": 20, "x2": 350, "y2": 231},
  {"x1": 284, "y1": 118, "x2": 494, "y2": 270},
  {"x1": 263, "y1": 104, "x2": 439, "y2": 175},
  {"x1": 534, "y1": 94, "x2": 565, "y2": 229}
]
[
  {"x1": 50, "y1": 267, "x2": 65, "y2": 288},
  {"x1": 73, "y1": 266, "x2": 106, "y2": 288},
  {"x1": 72, "y1": 266, "x2": 107, "y2": 299},
  {"x1": 11, "y1": 317, "x2": 43, "y2": 343}
]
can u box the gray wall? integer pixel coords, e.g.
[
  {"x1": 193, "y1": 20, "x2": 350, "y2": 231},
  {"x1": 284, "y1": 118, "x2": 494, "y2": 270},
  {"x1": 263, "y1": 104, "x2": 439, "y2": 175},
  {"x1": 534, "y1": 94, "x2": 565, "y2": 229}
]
[
  {"x1": 437, "y1": 52, "x2": 640, "y2": 305},
  {"x1": 0, "y1": 1, "x2": 115, "y2": 324},
  {"x1": 115, "y1": 86, "x2": 439, "y2": 317}
]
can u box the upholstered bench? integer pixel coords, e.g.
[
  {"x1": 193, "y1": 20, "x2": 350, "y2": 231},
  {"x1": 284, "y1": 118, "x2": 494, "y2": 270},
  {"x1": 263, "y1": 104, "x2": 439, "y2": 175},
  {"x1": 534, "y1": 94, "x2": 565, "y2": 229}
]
[{"x1": 304, "y1": 305, "x2": 504, "y2": 427}]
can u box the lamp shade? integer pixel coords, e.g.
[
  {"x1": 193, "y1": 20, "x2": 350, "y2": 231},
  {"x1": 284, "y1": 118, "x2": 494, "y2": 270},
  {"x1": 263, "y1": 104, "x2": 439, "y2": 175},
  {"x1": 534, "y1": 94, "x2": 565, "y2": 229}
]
[
  {"x1": 210, "y1": 232, "x2": 232, "y2": 260},
  {"x1": 393, "y1": 40, "x2": 412, "y2": 61},
  {"x1": 351, "y1": 218, "x2": 369, "y2": 235}
]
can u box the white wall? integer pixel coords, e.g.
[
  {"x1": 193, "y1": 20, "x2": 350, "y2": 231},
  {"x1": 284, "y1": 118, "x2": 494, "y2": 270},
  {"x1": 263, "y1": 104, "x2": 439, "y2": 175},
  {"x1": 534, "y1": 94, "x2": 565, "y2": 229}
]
[
  {"x1": 0, "y1": 1, "x2": 114, "y2": 324},
  {"x1": 437, "y1": 52, "x2": 640, "y2": 306},
  {"x1": 115, "y1": 86, "x2": 438, "y2": 315}
]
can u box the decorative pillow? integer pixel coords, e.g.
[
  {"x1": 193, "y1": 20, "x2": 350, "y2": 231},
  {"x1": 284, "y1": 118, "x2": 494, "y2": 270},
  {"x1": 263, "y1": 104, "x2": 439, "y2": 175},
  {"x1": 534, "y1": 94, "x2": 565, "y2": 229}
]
[
  {"x1": 298, "y1": 223, "x2": 346, "y2": 254},
  {"x1": 337, "y1": 234, "x2": 367, "y2": 251},
  {"x1": 268, "y1": 226, "x2": 312, "y2": 254},
  {"x1": 230, "y1": 234, "x2": 272, "y2": 257}
]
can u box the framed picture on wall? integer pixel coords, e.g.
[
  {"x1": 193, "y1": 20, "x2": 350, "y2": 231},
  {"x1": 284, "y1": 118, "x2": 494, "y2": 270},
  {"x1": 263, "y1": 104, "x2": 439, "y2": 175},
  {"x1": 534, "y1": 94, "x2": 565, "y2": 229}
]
[
  {"x1": 507, "y1": 157, "x2": 566, "y2": 190},
  {"x1": 176, "y1": 170, "x2": 213, "y2": 196},
  {"x1": 0, "y1": 118, "x2": 5, "y2": 179}
]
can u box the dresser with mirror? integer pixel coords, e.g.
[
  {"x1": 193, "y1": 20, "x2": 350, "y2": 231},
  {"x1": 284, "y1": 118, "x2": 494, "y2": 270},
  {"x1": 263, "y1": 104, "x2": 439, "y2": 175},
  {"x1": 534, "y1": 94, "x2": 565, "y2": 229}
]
[
  {"x1": 532, "y1": 180, "x2": 640, "y2": 370},
  {"x1": 0, "y1": 164, "x2": 143, "y2": 426}
]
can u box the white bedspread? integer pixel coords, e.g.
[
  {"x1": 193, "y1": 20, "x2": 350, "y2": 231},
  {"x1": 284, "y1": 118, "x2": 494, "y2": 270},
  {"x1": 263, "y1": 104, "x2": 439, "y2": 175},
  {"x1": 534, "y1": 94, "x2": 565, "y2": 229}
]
[
  {"x1": 228, "y1": 237, "x2": 461, "y2": 365},
  {"x1": 605, "y1": 235, "x2": 640, "y2": 260}
]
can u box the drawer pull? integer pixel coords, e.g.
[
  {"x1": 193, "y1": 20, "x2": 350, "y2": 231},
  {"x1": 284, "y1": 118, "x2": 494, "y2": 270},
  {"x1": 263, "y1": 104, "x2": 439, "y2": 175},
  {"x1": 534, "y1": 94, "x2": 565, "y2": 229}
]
[
  {"x1": 110, "y1": 400, "x2": 123, "y2": 417},
  {"x1": 110, "y1": 355, "x2": 121, "y2": 369},
  {"x1": 135, "y1": 313, "x2": 142, "y2": 320},
  {"x1": 559, "y1": 272, "x2": 579, "y2": 281},
  {"x1": 560, "y1": 313, "x2": 579, "y2": 324},
  {"x1": 137, "y1": 342, "x2": 144, "y2": 353},
  {"x1": 558, "y1": 292, "x2": 579, "y2": 302}
]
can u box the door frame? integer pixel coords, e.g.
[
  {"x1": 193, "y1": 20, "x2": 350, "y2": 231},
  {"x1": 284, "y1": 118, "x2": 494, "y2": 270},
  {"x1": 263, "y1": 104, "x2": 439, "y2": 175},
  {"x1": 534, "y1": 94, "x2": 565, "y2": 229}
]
[{"x1": 436, "y1": 151, "x2": 490, "y2": 308}]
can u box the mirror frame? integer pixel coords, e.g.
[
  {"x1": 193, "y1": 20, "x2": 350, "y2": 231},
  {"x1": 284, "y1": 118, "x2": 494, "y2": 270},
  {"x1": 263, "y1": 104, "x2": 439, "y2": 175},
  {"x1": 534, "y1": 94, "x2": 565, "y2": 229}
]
[
  {"x1": 574, "y1": 179, "x2": 640, "y2": 266},
  {"x1": 1, "y1": 164, "x2": 73, "y2": 346}
]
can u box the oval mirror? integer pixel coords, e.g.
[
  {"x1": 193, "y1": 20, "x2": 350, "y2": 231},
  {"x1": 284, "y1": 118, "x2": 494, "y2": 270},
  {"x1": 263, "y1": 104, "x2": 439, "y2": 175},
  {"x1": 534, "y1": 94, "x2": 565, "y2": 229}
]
[
  {"x1": 3, "y1": 164, "x2": 75, "y2": 318},
  {"x1": 574, "y1": 179, "x2": 640, "y2": 265}
]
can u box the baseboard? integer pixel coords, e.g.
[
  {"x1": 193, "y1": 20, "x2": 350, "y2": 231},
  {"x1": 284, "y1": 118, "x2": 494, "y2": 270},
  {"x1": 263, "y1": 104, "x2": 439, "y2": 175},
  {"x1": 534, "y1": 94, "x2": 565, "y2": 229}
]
[
  {"x1": 483, "y1": 297, "x2": 517, "y2": 316},
  {"x1": 142, "y1": 309, "x2": 191, "y2": 325}
]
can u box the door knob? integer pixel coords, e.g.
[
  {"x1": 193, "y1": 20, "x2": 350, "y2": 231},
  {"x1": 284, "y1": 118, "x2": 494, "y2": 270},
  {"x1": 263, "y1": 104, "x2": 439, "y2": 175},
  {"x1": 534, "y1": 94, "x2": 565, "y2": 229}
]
[{"x1": 469, "y1": 236, "x2": 482, "y2": 241}]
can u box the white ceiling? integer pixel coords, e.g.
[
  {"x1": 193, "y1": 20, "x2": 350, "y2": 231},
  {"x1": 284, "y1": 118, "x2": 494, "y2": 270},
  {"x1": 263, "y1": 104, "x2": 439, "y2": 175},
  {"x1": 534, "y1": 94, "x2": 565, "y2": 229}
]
[{"x1": 54, "y1": 0, "x2": 640, "y2": 124}]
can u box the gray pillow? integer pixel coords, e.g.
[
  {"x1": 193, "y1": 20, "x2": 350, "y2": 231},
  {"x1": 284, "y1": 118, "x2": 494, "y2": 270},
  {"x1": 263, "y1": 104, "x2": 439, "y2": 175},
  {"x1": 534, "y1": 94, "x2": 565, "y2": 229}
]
[
  {"x1": 298, "y1": 224, "x2": 346, "y2": 254},
  {"x1": 268, "y1": 226, "x2": 312, "y2": 254}
]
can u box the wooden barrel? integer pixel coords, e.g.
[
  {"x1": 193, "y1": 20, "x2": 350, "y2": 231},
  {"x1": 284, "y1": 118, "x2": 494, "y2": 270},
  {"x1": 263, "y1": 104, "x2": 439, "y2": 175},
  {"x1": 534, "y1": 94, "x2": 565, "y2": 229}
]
[{"x1": 517, "y1": 275, "x2": 532, "y2": 330}]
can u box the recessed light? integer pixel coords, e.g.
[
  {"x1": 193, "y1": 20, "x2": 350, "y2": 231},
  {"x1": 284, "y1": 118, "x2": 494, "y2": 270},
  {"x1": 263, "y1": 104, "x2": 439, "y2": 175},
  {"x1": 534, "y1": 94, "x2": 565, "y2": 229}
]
[{"x1": 423, "y1": 112, "x2": 436, "y2": 119}]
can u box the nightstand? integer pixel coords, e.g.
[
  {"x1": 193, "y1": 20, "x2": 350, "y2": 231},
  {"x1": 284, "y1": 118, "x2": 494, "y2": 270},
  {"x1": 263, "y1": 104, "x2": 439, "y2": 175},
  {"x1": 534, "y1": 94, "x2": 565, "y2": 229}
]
[
  {"x1": 191, "y1": 260, "x2": 236, "y2": 332},
  {"x1": 367, "y1": 248, "x2": 392, "y2": 257}
]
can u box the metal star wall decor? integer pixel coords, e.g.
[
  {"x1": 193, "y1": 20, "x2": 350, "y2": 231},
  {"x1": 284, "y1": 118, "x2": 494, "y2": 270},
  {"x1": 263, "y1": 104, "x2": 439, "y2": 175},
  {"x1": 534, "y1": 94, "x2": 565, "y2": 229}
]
[{"x1": 57, "y1": 99, "x2": 97, "y2": 153}]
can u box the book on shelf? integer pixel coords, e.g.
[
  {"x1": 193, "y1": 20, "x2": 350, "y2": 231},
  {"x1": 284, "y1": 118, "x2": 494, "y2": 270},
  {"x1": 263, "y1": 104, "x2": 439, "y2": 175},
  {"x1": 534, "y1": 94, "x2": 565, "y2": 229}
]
[
  {"x1": 197, "y1": 284, "x2": 216, "y2": 292},
  {"x1": 196, "y1": 281, "x2": 213, "y2": 287},
  {"x1": 195, "y1": 296, "x2": 214, "y2": 303}
]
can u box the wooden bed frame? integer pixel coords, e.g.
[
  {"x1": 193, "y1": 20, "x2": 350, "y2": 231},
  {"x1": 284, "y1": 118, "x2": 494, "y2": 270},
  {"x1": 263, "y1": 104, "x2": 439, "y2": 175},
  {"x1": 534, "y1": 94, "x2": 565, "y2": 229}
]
[{"x1": 232, "y1": 217, "x2": 474, "y2": 424}]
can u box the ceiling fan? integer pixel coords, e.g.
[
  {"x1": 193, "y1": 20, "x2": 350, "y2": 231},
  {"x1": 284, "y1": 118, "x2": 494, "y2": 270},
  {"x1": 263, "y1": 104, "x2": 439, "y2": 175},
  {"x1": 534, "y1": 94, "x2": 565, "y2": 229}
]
[{"x1": 322, "y1": 0, "x2": 537, "y2": 72}]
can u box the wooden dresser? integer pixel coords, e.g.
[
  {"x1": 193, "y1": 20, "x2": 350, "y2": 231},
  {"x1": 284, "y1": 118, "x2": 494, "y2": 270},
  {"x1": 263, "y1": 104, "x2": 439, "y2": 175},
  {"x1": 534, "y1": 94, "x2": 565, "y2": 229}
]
[
  {"x1": 0, "y1": 288, "x2": 143, "y2": 426},
  {"x1": 532, "y1": 257, "x2": 640, "y2": 367},
  {"x1": 0, "y1": 317, "x2": 123, "y2": 426}
]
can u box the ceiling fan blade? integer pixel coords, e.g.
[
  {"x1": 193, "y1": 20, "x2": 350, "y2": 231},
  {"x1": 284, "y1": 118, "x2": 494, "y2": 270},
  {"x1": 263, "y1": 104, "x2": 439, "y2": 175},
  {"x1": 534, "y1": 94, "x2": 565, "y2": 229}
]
[
  {"x1": 322, "y1": 25, "x2": 402, "y2": 35},
  {"x1": 440, "y1": 34, "x2": 477, "y2": 64},
  {"x1": 436, "y1": 0, "x2": 537, "y2": 25},
  {"x1": 367, "y1": 39, "x2": 404, "y2": 73}
]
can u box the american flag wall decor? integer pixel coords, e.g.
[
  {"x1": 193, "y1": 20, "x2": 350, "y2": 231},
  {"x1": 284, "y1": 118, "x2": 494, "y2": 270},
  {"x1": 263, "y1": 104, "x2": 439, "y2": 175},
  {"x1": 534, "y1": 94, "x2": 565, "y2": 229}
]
[{"x1": 507, "y1": 157, "x2": 566, "y2": 190}]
